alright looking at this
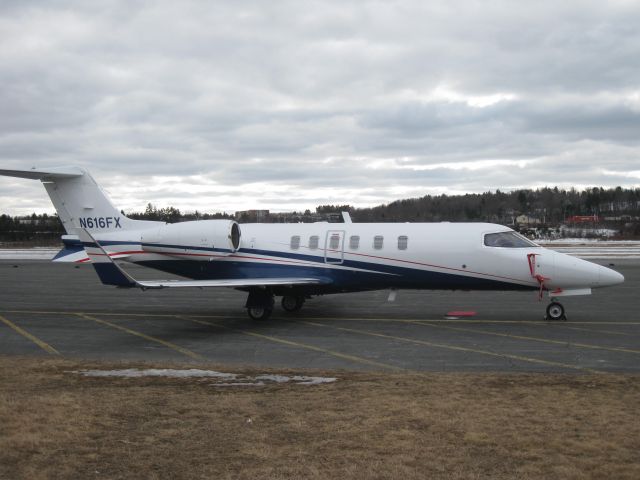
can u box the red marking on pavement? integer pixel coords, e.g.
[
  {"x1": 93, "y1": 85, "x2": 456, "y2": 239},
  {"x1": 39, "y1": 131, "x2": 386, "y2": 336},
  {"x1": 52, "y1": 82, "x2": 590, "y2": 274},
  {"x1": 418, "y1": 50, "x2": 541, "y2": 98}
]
[{"x1": 446, "y1": 311, "x2": 476, "y2": 317}]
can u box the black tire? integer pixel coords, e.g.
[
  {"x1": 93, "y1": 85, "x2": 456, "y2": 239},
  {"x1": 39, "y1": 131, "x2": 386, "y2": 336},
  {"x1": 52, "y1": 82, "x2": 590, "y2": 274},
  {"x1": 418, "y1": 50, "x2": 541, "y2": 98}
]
[
  {"x1": 546, "y1": 302, "x2": 565, "y2": 321},
  {"x1": 247, "y1": 306, "x2": 273, "y2": 321},
  {"x1": 281, "y1": 295, "x2": 305, "y2": 312}
]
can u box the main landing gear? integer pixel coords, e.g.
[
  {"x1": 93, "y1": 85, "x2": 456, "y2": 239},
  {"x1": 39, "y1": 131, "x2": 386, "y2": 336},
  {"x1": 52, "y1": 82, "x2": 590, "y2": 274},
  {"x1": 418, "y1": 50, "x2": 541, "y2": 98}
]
[
  {"x1": 245, "y1": 289, "x2": 275, "y2": 321},
  {"x1": 281, "y1": 295, "x2": 305, "y2": 312},
  {"x1": 245, "y1": 290, "x2": 306, "y2": 320},
  {"x1": 545, "y1": 300, "x2": 566, "y2": 321},
  {"x1": 247, "y1": 306, "x2": 272, "y2": 321}
]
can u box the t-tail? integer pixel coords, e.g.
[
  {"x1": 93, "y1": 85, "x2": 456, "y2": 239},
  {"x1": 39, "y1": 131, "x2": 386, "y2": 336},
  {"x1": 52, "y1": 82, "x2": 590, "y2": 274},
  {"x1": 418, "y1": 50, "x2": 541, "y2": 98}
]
[{"x1": 0, "y1": 166, "x2": 160, "y2": 262}]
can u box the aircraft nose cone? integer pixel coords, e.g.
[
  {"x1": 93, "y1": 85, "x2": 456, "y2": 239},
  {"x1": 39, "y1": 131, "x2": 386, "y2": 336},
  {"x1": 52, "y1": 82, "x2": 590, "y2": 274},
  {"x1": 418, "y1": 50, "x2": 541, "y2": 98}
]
[{"x1": 598, "y1": 265, "x2": 624, "y2": 287}]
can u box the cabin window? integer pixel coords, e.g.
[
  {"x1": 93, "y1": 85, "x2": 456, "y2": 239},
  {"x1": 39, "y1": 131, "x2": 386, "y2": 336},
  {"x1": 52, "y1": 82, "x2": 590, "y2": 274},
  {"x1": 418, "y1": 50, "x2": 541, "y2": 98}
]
[
  {"x1": 290, "y1": 235, "x2": 301, "y2": 250},
  {"x1": 349, "y1": 235, "x2": 360, "y2": 250},
  {"x1": 373, "y1": 235, "x2": 384, "y2": 250},
  {"x1": 309, "y1": 235, "x2": 319, "y2": 250},
  {"x1": 484, "y1": 231, "x2": 537, "y2": 248},
  {"x1": 397, "y1": 235, "x2": 408, "y2": 250},
  {"x1": 329, "y1": 234, "x2": 340, "y2": 250}
]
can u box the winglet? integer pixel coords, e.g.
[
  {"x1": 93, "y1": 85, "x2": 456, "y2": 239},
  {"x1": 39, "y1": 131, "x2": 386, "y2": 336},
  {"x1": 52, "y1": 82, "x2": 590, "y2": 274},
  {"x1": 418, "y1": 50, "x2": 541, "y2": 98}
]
[{"x1": 78, "y1": 229, "x2": 138, "y2": 288}]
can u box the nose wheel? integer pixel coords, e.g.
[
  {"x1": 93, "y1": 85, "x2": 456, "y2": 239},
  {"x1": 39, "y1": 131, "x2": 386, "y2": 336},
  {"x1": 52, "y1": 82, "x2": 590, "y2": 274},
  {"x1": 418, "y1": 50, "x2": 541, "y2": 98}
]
[{"x1": 545, "y1": 301, "x2": 566, "y2": 321}]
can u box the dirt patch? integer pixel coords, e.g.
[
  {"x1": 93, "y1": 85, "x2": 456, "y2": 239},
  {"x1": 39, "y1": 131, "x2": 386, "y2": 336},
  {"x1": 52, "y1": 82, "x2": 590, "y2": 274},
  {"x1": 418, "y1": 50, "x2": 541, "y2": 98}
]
[{"x1": 1, "y1": 356, "x2": 639, "y2": 479}]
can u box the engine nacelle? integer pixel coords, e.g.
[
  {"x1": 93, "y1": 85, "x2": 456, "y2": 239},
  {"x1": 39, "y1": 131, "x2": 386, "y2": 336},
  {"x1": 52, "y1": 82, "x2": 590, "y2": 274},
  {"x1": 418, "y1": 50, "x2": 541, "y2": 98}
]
[{"x1": 140, "y1": 220, "x2": 241, "y2": 255}]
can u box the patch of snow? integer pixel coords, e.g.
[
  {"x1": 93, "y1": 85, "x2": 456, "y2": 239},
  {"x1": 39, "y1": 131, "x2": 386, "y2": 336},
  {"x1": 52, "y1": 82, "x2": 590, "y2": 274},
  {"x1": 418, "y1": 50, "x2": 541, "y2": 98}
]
[
  {"x1": 214, "y1": 382, "x2": 266, "y2": 387},
  {"x1": 254, "y1": 374, "x2": 291, "y2": 383},
  {"x1": 255, "y1": 374, "x2": 338, "y2": 385},
  {"x1": 292, "y1": 375, "x2": 338, "y2": 385},
  {"x1": 73, "y1": 369, "x2": 337, "y2": 386},
  {"x1": 76, "y1": 369, "x2": 237, "y2": 379}
]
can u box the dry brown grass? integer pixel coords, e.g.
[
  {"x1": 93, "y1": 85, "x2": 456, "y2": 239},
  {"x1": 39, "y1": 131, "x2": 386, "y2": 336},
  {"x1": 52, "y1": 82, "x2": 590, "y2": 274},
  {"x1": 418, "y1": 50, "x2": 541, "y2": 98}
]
[{"x1": 1, "y1": 356, "x2": 639, "y2": 480}]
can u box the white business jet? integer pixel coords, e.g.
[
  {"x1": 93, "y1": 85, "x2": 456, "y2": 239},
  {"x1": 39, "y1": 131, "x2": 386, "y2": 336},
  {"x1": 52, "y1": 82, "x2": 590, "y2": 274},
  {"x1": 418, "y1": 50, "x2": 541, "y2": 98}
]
[{"x1": 0, "y1": 166, "x2": 624, "y2": 321}]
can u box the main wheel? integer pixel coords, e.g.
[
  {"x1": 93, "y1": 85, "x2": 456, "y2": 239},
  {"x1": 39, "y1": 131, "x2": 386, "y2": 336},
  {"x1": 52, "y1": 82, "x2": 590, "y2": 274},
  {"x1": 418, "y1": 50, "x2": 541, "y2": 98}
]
[
  {"x1": 247, "y1": 306, "x2": 273, "y2": 321},
  {"x1": 546, "y1": 302, "x2": 566, "y2": 321},
  {"x1": 281, "y1": 295, "x2": 305, "y2": 312}
]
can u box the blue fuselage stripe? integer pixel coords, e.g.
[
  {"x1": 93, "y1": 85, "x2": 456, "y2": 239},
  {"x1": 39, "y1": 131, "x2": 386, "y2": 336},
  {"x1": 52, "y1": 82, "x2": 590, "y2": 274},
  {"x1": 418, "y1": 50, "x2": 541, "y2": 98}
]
[{"x1": 81, "y1": 239, "x2": 534, "y2": 292}]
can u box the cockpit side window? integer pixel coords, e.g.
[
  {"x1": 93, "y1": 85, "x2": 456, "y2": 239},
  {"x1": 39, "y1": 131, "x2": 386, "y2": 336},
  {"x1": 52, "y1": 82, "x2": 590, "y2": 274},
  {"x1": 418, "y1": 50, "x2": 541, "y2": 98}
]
[{"x1": 484, "y1": 231, "x2": 537, "y2": 248}]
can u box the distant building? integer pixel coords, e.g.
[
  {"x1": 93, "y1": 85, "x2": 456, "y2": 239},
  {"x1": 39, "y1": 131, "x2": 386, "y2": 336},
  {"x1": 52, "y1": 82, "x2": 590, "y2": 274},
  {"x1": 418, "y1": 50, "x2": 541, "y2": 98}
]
[
  {"x1": 17, "y1": 217, "x2": 59, "y2": 226},
  {"x1": 515, "y1": 214, "x2": 541, "y2": 226}
]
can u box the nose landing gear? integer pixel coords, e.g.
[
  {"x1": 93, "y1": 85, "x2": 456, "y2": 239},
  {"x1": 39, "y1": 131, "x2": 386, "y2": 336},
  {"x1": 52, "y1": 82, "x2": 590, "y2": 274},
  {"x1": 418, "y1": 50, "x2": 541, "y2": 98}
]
[{"x1": 545, "y1": 301, "x2": 566, "y2": 321}]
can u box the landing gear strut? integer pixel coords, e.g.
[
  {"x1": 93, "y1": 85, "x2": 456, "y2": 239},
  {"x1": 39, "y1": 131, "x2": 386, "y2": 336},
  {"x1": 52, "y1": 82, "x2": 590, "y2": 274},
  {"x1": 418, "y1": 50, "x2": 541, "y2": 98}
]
[
  {"x1": 281, "y1": 295, "x2": 305, "y2": 312},
  {"x1": 545, "y1": 301, "x2": 566, "y2": 321},
  {"x1": 245, "y1": 289, "x2": 274, "y2": 321}
]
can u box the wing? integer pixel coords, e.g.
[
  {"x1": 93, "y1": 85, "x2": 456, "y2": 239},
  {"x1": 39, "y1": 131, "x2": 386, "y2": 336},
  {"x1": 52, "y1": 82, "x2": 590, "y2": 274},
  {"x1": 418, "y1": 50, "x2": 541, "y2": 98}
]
[{"x1": 78, "y1": 229, "x2": 330, "y2": 289}]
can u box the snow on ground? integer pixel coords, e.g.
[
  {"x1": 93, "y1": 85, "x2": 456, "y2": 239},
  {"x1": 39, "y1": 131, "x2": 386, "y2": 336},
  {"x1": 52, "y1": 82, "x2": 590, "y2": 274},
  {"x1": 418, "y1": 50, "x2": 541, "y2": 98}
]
[
  {"x1": 0, "y1": 248, "x2": 58, "y2": 260},
  {"x1": 537, "y1": 238, "x2": 640, "y2": 244},
  {"x1": 538, "y1": 240, "x2": 640, "y2": 258},
  {"x1": 559, "y1": 228, "x2": 618, "y2": 238},
  {"x1": 76, "y1": 369, "x2": 237, "y2": 379},
  {"x1": 73, "y1": 369, "x2": 337, "y2": 386}
]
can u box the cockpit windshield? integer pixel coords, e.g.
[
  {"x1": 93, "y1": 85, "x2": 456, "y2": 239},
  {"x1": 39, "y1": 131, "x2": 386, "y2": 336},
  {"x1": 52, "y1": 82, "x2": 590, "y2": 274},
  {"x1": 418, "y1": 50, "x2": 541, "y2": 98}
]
[{"x1": 484, "y1": 231, "x2": 538, "y2": 248}]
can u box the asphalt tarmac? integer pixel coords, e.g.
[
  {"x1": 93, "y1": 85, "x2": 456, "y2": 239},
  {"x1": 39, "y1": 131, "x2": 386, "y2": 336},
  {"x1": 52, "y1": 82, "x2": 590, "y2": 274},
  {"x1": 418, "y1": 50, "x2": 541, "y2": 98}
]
[{"x1": 0, "y1": 259, "x2": 638, "y2": 373}]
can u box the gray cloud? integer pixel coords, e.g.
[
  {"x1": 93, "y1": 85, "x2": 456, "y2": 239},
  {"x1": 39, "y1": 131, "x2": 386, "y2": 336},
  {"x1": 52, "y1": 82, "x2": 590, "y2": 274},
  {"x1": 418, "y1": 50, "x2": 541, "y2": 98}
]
[{"x1": 1, "y1": 0, "x2": 639, "y2": 215}]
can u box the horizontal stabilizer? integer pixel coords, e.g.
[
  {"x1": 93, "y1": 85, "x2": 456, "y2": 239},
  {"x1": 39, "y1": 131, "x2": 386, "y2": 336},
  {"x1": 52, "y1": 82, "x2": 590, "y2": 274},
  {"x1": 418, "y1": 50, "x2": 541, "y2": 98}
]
[
  {"x1": 52, "y1": 248, "x2": 89, "y2": 263},
  {"x1": 0, "y1": 166, "x2": 84, "y2": 180},
  {"x1": 52, "y1": 235, "x2": 89, "y2": 263}
]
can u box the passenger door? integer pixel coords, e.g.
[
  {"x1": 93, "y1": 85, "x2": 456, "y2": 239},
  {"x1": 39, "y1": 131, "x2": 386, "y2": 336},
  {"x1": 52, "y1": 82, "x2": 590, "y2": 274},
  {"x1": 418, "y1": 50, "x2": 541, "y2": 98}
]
[{"x1": 324, "y1": 230, "x2": 345, "y2": 264}]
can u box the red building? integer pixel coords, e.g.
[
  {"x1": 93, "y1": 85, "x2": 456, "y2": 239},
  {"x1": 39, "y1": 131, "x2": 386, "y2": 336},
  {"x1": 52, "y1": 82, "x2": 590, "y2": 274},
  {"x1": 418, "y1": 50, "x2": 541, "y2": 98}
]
[{"x1": 566, "y1": 215, "x2": 600, "y2": 223}]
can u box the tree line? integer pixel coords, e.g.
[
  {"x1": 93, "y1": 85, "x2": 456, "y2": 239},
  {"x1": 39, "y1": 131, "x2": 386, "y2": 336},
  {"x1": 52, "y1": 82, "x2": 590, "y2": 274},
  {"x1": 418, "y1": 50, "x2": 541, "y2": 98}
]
[
  {"x1": 352, "y1": 186, "x2": 640, "y2": 223},
  {"x1": 2, "y1": 186, "x2": 640, "y2": 243}
]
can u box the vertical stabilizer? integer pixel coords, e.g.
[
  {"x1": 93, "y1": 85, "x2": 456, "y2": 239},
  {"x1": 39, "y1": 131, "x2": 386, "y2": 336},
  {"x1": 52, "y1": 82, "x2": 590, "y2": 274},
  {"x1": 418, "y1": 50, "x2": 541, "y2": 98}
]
[{"x1": 0, "y1": 166, "x2": 159, "y2": 234}]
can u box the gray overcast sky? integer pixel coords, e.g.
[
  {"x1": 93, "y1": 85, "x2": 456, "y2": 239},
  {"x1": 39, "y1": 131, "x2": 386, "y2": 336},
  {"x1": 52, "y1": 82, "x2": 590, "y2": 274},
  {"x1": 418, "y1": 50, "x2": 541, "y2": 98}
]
[{"x1": 1, "y1": 0, "x2": 639, "y2": 215}]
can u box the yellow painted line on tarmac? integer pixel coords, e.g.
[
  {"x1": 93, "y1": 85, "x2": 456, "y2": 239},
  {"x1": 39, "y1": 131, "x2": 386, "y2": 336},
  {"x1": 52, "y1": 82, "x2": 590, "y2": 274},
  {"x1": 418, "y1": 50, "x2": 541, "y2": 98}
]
[
  {"x1": 410, "y1": 320, "x2": 640, "y2": 356},
  {"x1": 547, "y1": 324, "x2": 629, "y2": 337},
  {"x1": 180, "y1": 316, "x2": 408, "y2": 373},
  {"x1": 0, "y1": 310, "x2": 246, "y2": 320},
  {"x1": 300, "y1": 316, "x2": 550, "y2": 326},
  {"x1": 0, "y1": 314, "x2": 59, "y2": 355},
  {"x1": 2, "y1": 310, "x2": 640, "y2": 326},
  {"x1": 300, "y1": 320, "x2": 605, "y2": 374},
  {"x1": 292, "y1": 315, "x2": 640, "y2": 326},
  {"x1": 297, "y1": 316, "x2": 640, "y2": 338},
  {"x1": 75, "y1": 314, "x2": 205, "y2": 361}
]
